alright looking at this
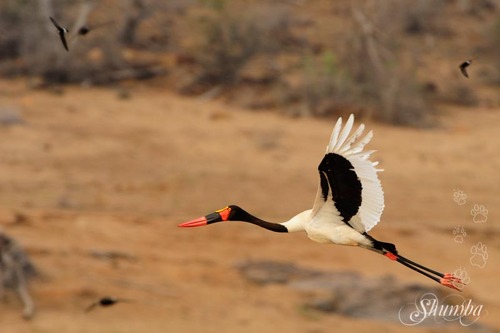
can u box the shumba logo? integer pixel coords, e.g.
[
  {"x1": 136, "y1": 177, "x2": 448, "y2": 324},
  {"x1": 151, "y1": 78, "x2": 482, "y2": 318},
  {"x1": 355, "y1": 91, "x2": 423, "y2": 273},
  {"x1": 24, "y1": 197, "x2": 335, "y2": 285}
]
[{"x1": 398, "y1": 293, "x2": 485, "y2": 326}]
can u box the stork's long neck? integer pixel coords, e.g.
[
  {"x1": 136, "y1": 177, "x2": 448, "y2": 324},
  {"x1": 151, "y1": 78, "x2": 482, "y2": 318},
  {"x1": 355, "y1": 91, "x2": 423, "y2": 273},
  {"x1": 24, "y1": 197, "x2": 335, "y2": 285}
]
[
  {"x1": 236, "y1": 209, "x2": 309, "y2": 233},
  {"x1": 237, "y1": 210, "x2": 288, "y2": 233}
]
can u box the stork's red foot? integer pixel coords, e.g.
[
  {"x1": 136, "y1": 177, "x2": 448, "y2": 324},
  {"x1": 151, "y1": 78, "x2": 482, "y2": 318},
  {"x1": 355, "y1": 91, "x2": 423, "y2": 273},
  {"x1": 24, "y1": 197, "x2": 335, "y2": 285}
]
[
  {"x1": 440, "y1": 273, "x2": 465, "y2": 291},
  {"x1": 443, "y1": 273, "x2": 463, "y2": 282}
]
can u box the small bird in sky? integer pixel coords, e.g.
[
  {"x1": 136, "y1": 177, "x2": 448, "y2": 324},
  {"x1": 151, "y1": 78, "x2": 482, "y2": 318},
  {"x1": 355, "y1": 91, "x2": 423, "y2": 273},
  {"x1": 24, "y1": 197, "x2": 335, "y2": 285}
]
[
  {"x1": 76, "y1": 21, "x2": 114, "y2": 36},
  {"x1": 49, "y1": 16, "x2": 69, "y2": 52},
  {"x1": 459, "y1": 60, "x2": 472, "y2": 78},
  {"x1": 77, "y1": 25, "x2": 91, "y2": 36},
  {"x1": 85, "y1": 296, "x2": 133, "y2": 312}
]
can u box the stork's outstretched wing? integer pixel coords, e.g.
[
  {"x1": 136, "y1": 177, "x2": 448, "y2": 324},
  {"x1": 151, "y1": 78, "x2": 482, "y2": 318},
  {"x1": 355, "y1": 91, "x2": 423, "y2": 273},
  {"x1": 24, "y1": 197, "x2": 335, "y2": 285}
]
[{"x1": 311, "y1": 115, "x2": 384, "y2": 232}]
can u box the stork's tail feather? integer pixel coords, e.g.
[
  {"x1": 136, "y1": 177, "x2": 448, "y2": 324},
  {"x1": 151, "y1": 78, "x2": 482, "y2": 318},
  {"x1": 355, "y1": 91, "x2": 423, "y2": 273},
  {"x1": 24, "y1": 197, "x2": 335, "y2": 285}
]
[
  {"x1": 363, "y1": 233, "x2": 398, "y2": 255},
  {"x1": 374, "y1": 240, "x2": 398, "y2": 255}
]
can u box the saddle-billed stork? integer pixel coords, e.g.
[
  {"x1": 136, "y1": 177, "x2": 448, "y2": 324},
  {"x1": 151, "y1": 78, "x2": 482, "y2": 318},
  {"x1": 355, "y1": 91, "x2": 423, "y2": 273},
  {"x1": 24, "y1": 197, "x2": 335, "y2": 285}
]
[{"x1": 179, "y1": 115, "x2": 463, "y2": 291}]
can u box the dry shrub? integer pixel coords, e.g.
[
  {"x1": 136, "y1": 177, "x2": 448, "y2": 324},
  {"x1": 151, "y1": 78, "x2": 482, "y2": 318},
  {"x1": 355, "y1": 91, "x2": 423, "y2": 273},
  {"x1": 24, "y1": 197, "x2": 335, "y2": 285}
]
[
  {"x1": 0, "y1": 0, "x2": 28, "y2": 60},
  {"x1": 330, "y1": 1, "x2": 436, "y2": 126},
  {"x1": 485, "y1": 17, "x2": 500, "y2": 85},
  {"x1": 292, "y1": 51, "x2": 432, "y2": 125},
  {"x1": 400, "y1": 0, "x2": 448, "y2": 35},
  {"x1": 294, "y1": 51, "x2": 350, "y2": 117},
  {"x1": 443, "y1": 82, "x2": 479, "y2": 106},
  {"x1": 280, "y1": 0, "x2": 438, "y2": 125},
  {"x1": 0, "y1": 0, "x2": 157, "y2": 85},
  {"x1": 181, "y1": 1, "x2": 292, "y2": 93}
]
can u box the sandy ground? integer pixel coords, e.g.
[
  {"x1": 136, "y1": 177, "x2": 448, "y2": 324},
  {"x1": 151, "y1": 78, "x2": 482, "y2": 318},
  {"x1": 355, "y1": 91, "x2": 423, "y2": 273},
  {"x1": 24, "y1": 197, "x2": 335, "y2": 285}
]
[{"x1": 0, "y1": 79, "x2": 499, "y2": 332}]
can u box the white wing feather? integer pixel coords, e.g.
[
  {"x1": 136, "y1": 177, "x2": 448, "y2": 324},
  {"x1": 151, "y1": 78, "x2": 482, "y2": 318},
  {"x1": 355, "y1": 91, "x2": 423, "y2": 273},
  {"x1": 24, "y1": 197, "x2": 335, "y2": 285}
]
[
  {"x1": 311, "y1": 114, "x2": 385, "y2": 232},
  {"x1": 332, "y1": 114, "x2": 354, "y2": 151}
]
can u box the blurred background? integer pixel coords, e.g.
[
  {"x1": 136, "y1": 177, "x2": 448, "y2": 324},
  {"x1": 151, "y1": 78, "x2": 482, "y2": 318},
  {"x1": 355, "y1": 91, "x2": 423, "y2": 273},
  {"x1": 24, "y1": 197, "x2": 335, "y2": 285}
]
[{"x1": 0, "y1": 0, "x2": 499, "y2": 332}]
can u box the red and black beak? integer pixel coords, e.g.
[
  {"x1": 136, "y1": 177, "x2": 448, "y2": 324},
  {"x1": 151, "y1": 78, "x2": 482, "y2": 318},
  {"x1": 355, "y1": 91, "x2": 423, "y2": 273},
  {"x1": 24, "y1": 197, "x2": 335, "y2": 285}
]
[{"x1": 178, "y1": 206, "x2": 232, "y2": 228}]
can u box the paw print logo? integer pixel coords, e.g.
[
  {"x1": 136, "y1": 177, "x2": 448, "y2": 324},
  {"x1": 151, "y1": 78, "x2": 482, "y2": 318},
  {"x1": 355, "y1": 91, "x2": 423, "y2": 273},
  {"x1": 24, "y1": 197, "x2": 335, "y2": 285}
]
[
  {"x1": 452, "y1": 267, "x2": 470, "y2": 290},
  {"x1": 453, "y1": 189, "x2": 467, "y2": 205},
  {"x1": 470, "y1": 241, "x2": 488, "y2": 269},
  {"x1": 471, "y1": 204, "x2": 488, "y2": 224},
  {"x1": 452, "y1": 225, "x2": 467, "y2": 243}
]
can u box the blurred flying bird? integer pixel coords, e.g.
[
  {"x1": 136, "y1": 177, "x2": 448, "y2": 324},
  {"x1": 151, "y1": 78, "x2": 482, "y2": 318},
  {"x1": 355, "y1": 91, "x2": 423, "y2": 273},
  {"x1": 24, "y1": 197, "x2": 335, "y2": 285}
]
[
  {"x1": 77, "y1": 25, "x2": 91, "y2": 36},
  {"x1": 49, "y1": 16, "x2": 69, "y2": 52},
  {"x1": 76, "y1": 21, "x2": 114, "y2": 36},
  {"x1": 85, "y1": 296, "x2": 133, "y2": 312},
  {"x1": 459, "y1": 60, "x2": 472, "y2": 78},
  {"x1": 180, "y1": 114, "x2": 465, "y2": 291}
]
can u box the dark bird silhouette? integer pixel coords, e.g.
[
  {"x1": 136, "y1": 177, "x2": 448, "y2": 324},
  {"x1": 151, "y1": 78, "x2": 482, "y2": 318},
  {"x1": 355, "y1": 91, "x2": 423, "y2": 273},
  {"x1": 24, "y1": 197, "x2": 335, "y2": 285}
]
[
  {"x1": 77, "y1": 25, "x2": 90, "y2": 35},
  {"x1": 459, "y1": 60, "x2": 472, "y2": 78},
  {"x1": 49, "y1": 16, "x2": 69, "y2": 51},
  {"x1": 76, "y1": 21, "x2": 113, "y2": 36},
  {"x1": 85, "y1": 296, "x2": 133, "y2": 312}
]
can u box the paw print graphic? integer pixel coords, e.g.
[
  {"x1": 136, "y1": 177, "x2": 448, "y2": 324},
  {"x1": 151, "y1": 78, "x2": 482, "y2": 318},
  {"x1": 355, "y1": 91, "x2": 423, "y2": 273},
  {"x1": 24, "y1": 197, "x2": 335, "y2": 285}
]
[
  {"x1": 453, "y1": 189, "x2": 467, "y2": 205},
  {"x1": 452, "y1": 225, "x2": 467, "y2": 243},
  {"x1": 452, "y1": 267, "x2": 470, "y2": 290},
  {"x1": 470, "y1": 242, "x2": 488, "y2": 269},
  {"x1": 471, "y1": 204, "x2": 488, "y2": 224}
]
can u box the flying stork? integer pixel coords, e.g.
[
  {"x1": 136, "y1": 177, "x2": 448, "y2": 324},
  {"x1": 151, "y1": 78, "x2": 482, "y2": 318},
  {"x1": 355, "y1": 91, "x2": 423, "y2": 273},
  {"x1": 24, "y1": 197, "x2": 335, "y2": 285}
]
[{"x1": 179, "y1": 115, "x2": 463, "y2": 291}]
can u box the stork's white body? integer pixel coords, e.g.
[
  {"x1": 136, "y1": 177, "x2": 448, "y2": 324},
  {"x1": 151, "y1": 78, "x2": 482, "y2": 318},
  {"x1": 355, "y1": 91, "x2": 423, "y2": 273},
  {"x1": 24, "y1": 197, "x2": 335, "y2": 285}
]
[{"x1": 281, "y1": 207, "x2": 373, "y2": 246}]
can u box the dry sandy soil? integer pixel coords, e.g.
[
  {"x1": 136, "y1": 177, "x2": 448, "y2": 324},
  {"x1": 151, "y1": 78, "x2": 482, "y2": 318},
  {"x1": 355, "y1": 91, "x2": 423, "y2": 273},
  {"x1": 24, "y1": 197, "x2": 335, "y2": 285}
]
[{"x1": 0, "y1": 79, "x2": 499, "y2": 332}]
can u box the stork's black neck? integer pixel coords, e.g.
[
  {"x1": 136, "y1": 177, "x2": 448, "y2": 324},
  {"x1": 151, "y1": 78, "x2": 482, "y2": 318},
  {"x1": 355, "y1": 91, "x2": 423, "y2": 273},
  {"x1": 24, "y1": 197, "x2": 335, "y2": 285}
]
[{"x1": 230, "y1": 206, "x2": 288, "y2": 233}]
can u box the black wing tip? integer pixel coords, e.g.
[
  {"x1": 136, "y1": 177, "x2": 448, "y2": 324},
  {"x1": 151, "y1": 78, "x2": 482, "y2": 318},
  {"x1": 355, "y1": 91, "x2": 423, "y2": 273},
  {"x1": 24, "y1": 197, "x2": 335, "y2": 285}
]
[
  {"x1": 49, "y1": 16, "x2": 58, "y2": 26},
  {"x1": 60, "y1": 36, "x2": 69, "y2": 52}
]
